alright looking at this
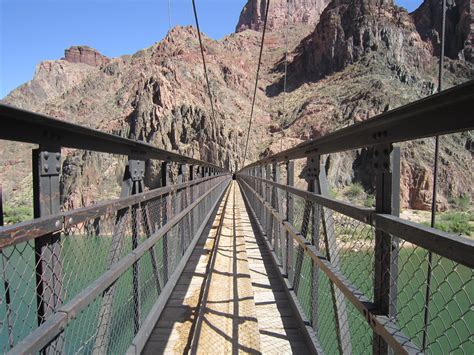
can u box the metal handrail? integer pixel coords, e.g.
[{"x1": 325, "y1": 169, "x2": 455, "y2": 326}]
[
  {"x1": 241, "y1": 79, "x2": 474, "y2": 169},
  {"x1": 8, "y1": 175, "x2": 230, "y2": 354},
  {"x1": 0, "y1": 103, "x2": 227, "y2": 172},
  {"x1": 0, "y1": 174, "x2": 227, "y2": 249},
  {"x1": 239, "y1": 174, "x2": 474, "y2": 269},
  {"x1": 239, "y1": 177, "x2": 420, "y2": 354}
]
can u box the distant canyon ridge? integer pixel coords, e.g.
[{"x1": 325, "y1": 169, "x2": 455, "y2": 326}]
[{"x1": 1, "y1": 0, "x2": 472, "y2": 212}]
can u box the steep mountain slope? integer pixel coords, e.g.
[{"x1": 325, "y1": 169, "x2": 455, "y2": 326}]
[
  {"x1": 236, "y1": 0, "x2": 331, "y2": 32},
  {"x1": 1, "y1": 0, "x2": 472, "y2": 212}
]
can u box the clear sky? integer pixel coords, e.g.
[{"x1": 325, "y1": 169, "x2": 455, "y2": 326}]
[{"x1": 0, "y1": 0, "x2": 422, "y2": 99}]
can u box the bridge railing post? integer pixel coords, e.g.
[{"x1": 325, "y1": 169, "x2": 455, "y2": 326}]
[
  {"x1": 265, "y1": 165, "x2": 272, "y2": 242},
  {"x1": 285, "y1": 161, "x2": 294, "y2": 281},
  {"x1": 296, "y1": 155, "x2": 319, "y2": 329},
  {"x1": 161, "y1": 161, "x2": 171, "y2": 283},
  {"x1": 271, "y1": 163, "x2": 281, "y2": 258},
  {"x1": 373, "y1": 143, "x2": 399, "y2": 355},
  {"x1": 32, "y1": 146, "x2": 65, "y2": 354}
]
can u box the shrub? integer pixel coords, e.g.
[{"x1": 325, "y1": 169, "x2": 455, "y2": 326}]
[
  {"x1": 346, "y1": 183, "x2": 364, "y2": 199},
  {"x1": 3, "y1": 205, "x2": 33, "y2": 225},
  {"x1": 449, "y1": 194, "x2": 471, "y2": 212},
  {"x1": 424, "y1": 212, "x2": 473, "y2": 236},
  {"x1": 364, "y1": 195, "x2": 375, "y2": 208}
]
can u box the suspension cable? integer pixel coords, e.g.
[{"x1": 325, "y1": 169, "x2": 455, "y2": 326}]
[
  {"x1": 422, "y1": 0, "x2": 446, "y2": 350},
  {"x1": 191, "y1": 0, "x2": 216, "y2": 122},
  {"x1": 168, "y1": 0, "x2": 172, "y2": 30},
  {"x1": 242, "y1": 0, "x2": 271, "y2": 168},
  {"x1": 280, "y1": 0, "x2": 291, "y2": 151}
]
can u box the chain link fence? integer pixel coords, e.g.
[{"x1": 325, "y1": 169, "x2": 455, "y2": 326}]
[
  {"x1": 238, "y1": 169, "x2": 473, "y2": 355},
  {"x1": 0, "y1": 175, "x2": 230, "y2": 353}
]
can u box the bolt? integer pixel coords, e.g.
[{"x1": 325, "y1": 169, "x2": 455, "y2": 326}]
[
  {"x1": 55, "y1": 220, "x2": 61, "y2": 228},
  {"x1": 44, "y1": 164, "x2": 49, "y2": 172},
  {"x1": 56, "y1": 153, "x2": 61, "y2": 160},
  {"x1": 44, "y1": 152, "x2": 49, "y2": 159},
  {"x1": 56, "y1": 164, "x2": 61, "y2": 172},
  {"x1": 68, "y1": 217, "x2": 73, "y2": 224}
]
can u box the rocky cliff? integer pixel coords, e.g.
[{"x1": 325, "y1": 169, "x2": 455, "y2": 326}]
[
  {"x1": 289, "y1": 0, "x2": 431, "y2": 81},
  {"x1": 413, "y1": 0, "x2": 473, "y2": 62},
  {"x1": 236, "y1": 0, "x2": 331, "y2": 32},
  {"x1": 64, "y1": 45, "x2": 110, "y2": 66},
  {"x1": 1, "y1": 0, "x2": 472, "y2": 212}
]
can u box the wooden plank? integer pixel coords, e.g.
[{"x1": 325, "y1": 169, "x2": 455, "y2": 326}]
[{"x1": 191, "y1": 183, "x2": 261, "y2": 354}]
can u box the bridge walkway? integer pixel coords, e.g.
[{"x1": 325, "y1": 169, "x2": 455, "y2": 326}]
[{"x1": 142, "y1": 182, "x2": 309, "y2": 354}]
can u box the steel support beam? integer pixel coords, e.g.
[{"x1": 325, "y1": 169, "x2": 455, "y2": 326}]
[
  {"x1": 32, "y1": 147, "x2": 64, "y2": 355},
  {"x1": 373, "y1": 143, "x2": 395, "y2": 355}
]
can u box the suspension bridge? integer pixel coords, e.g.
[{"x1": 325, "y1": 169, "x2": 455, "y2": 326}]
[
  {"x1": 1, "y1": 0, "x2": 473, "y2": 353},
  {"x1": 0, "y1": 78, "x2": 473, "y2": 354}
]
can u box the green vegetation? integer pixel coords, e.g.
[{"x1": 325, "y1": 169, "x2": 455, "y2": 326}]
[
  {"x1": 3, "y1": 204, "x2": 33, "y2": 224},
  {"x1": 449, "y1": 194, "x2": 471, "y2": 212},
  {"x1": 345, "y1": 183, "x2": 364, "y2": 199},
  {"x1": 424, "y1": 211, "x2": 473, "y2": 236},
  {"x1": 364, "y1": 195, "x2": 375, "y2": 208}
]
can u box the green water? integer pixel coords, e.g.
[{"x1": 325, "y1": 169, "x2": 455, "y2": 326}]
[
  {"x1": 0, "y1": 235, "x2": 168, "y2": 354},
  {"x1": 1, "y1": 238, "x2": 472, "y2": 354},
  {"x1": 294, "y1": 248, "x2": 473, "y2": 354}
]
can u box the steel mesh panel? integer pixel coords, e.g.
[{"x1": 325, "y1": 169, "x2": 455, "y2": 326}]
[
  {"x1": 0, "y1": 176, "x2": 230, "y2": 353},
  {"x1": 391, "y1": 240, "x2": 473, "y2": 353},
  {"x1": 320, "y1": 208, "x2": 375, "y2": 299},
  {"x1": 239, "y1": 173, "x2": 473, "y2": 354}
]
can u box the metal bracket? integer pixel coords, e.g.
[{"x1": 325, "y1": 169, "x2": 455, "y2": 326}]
[
  {"x1": 39, "y1": 148, "x2": 61, "y2": 176},
  {"x1": 300, "y1": 155, "x2": 320, "y2": 181},
  {"x1": 373, "y1": 144, "x2": 393, "y2": 174},
  {"x1": 129, "y1": 160, "x2": 145, "y2": 181}
]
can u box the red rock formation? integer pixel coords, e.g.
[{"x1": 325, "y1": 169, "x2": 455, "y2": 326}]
[
  {"x1": 236, "y1": 0, "x2": 331, "y2": 32},
  {"x1": 64, "y1": 46, "x2": 110, "y2": 66}
]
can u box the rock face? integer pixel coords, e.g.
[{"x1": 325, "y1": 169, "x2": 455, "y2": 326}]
[
  {"x1": 236, "y1": 0, "x2": 330, "y2": 32},
  {"x1": 64, "y1": 46, "x2": 110, "y2": 66},
  {"x1": 290, "y1": 0, "x2": 431, "y2": 81},
  {"x1": 413, "y1": 0, "x2": 473, "y2": 62},
  {"x1": 1, "y1": 0, "x2": 472, "y2": 213}
]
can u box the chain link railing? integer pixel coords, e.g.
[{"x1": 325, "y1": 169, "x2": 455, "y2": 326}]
[
  {"x1": 238, "y1": 155, "x2": 473, "y2": 354},
  {"x1": 0, "y1": 174, "x2": 230, "y2": 353}
]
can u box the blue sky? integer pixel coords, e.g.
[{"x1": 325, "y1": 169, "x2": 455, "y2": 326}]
[{"x1": 0, "y1": 0, "x2": 422, "y2": 98}]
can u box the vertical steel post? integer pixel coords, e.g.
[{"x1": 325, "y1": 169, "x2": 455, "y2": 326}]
[
  {"x1": 373, "y1": 143, "x2": 394, "y2": 355},
  {"x1": 272, "y1": 163, "x2": 281, "y2": 257},
  {"x1": 129, "y1": 159, "x2": 145, "y2": 335},
  {"x1": 285, "y1": 161, "x2": 294, "y2": 281},
  {"x1": 189, "y1": 165, "x2": 195, "y2": 236},
  {"x1": 32, "y1": 147, "x2": 64, "y2": 354},
  {"x1": 302, "y1": 155, "x2": 320, "y2": 332},
  {"x1": 162, "y1": 161, "x2": 171, "y2": 283},
  {"x1": 177, "y1": 164, "x2": 187, "y2": 254},
  {"x1": 265, "y1": 165, "x2": 272, "y2": 242},
  {"x1": 389, "y1": 147, "x2": 400, "y2": 326},
  {"x1": 95, "y1": 158, "x2": 145, "y2": 350}
]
